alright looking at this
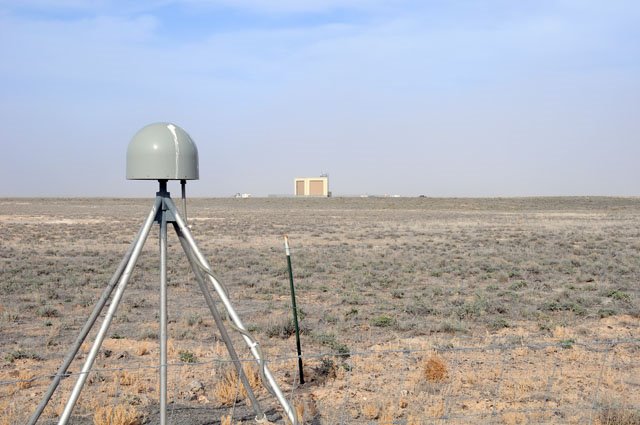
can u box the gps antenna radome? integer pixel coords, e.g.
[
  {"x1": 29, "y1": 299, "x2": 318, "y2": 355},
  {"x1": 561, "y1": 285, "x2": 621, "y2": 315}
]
[
  {"x1": 29, "y1": 123, "x2": 297, "y2": 425},
  {"x1": 126, "y1": 122, "x2": 199, "y2": 180},
  {"x1": 126, "y1": 122, "x2": 198, "y2": 223}
]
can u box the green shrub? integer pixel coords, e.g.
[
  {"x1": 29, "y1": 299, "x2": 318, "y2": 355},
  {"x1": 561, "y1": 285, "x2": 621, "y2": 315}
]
[
  {"x1": 179, "y1": 350, "x2": 196, "y2": 363},
  {"x1": 5, "y1": 350, "x2": 43, "y2": 363},
  {"x1": 37, "y1": 305, "x2": 60, "y2": 318},
  {"x1": 559, "y1": 339, "x2": 575, "y2": 349},
  {"x1": 371, "y1": 315, "x2": 394, "y2": 327}
]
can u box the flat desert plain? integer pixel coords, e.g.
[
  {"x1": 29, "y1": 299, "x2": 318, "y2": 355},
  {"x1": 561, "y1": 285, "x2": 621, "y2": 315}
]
[{"x1": 1, "y1": 197, "x2": 639, "y2": 424}]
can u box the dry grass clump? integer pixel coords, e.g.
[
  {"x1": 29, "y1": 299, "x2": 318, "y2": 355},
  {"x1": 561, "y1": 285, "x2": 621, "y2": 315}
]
[
  {"x1": 242, "y1": 362, "x2": 262, "y2": 389},
  {"x1": 406, "y1": 415, "x2": 424, "y2": 425},
  {"x1": 502, "y1": 411, "x2": 527, "y2": 425},
  {"x1": 213, "y1": 363, "x2": 262, "y2": 406},
  {"x1": 294, "y1": 394, "x2": 318, "y2": 423},
  {"x1": 294, "y1": 401, "x2": 305, "y2": 424},
  {"x1": 596, "y1": 406, "x2": 640, "y2": 425},
  {"x1": 16, "y1": 371, "x2": 34, "y2": 390},
  {"x1": 377, "y1": 405, "x2": 394, "y2": 424},
  {"x1": 213, "y1": 369, "x2": 241, "y2": 406},
  {"x1": 116, "y1": 371, "x2": 137, "y2": 386},
  {"x1": 361, "y1": 401, "x2": 380, "y2": 419},
  {"x1": 427, "y1": 399, "x2": 446, "y2": 418},
  {"x1": 93, "y1": 405, "x2": 141, "y2": 425},
  {"x1": 0, "y1": 400, "x2": 17, "y2": 425},
  {"x1": 423, "y1": 353, "x2": 448, "y2": 382},
  {"x1": 134, "y1": 342, "x2": 150, "y2": 356}
]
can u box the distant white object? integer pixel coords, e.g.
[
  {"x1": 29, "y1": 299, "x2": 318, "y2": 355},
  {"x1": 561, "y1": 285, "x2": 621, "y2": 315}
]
[
  {"x1": 234, "y1": 193, "x2": 252, "y2": 198},
  {"x1": 294, "y1": 176, "x2": 329, "y2": 197}
]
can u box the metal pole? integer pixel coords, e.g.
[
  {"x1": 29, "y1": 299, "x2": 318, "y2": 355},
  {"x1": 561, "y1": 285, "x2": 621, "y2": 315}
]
[
  {"x1": 164, "y1": 198, "x2": 298, "y2": 425},
  {"x1": 173, "y1": 223, "x2": 265, "y2": 420},
  {"x1": 28, "y1": 229, "x2": 140, "y2": 425},
  {"x1": 180, "y1": 179, "x2": 188, "y2": 225},
  {"x1": 159, "y1": 189, "x2": 168, "y2": 425},
  {"x1": 284, "y1": 235, "x2": 304, "y2": 385},
  {"x1": 58, "y1": 197, "x2": 161, "y2": 425}
]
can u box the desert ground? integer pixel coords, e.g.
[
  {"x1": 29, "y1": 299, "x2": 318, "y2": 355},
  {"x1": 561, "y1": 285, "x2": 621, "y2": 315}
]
[{"x1": 1, "y1": 196, "x2": 639, "y2": 424}]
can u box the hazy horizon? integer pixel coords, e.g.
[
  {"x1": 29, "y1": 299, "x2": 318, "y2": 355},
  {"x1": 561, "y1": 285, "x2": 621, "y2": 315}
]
[
  {"x1": 2, "y1": 193, "x2": 639, "y2": 200},
  {"x1": 1, "y1": 1, "x2": 638, "y2": 198}
]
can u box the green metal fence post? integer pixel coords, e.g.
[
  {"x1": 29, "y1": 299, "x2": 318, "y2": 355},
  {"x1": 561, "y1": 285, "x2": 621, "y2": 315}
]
[{"x1": 284, "y1": 235, "x2": 305, "y2": 385}]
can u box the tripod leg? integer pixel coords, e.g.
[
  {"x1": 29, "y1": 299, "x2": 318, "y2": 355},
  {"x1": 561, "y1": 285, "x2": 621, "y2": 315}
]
[
  {"x1": 28, "y1": 221, "x2": 143, "y2": 425},
  {"x1": 173, "y1": 224, "x2": 265, "y2": 420},
  {"x1": 159, "y1": 204, "x2": 168, "y2": 425},
  {"x1": 58, "y1": 197, "x2": 161, "y2": 425},
  {"x1": 165, "y1": 197, "x2": 297, "y2": 425}
]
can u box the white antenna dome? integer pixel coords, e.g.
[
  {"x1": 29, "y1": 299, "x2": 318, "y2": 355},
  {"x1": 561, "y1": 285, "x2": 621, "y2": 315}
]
[{"x1": 126, "y1": 122, "x2": 199, "y2": 180}]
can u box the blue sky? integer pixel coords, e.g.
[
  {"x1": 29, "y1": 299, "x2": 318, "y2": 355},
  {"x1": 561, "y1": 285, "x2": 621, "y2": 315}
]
[{"x1": 0, "y1": 0, "x2": 638, "y2": 197}]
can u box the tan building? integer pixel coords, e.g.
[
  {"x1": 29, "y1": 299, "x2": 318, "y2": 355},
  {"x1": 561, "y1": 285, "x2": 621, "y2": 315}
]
[{"x1": 294, "y1": 176, "x2": 330, "y2": 197}]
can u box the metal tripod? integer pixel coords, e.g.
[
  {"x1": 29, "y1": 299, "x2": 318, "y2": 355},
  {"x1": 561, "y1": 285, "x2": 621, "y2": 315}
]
[{"x1": 28, "y1": 181, "x2": 297, "y2": 425}]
